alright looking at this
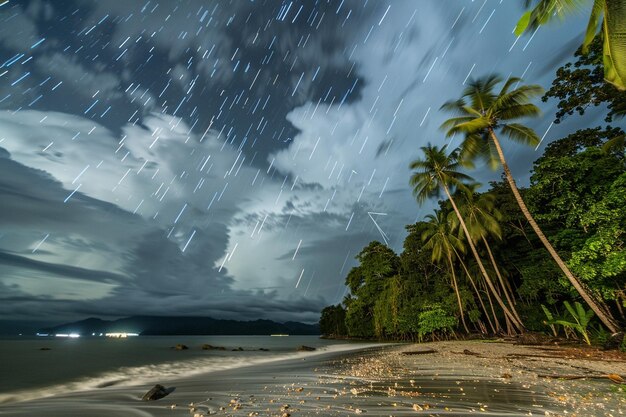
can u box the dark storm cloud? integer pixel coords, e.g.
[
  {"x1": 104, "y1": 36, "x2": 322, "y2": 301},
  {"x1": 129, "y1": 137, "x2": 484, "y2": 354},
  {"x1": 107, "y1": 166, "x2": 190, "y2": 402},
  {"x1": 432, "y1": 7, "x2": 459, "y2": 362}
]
[
  {"x1": 0, "y1": 251, "x2": 127, "y2": 284},
  {"x1": 0, "y1": 154, "x2": 130, "y2": 225},
  {"x1": 122, "y1": 226, "x2": 234, "y2": 296},
  {"x1": 69, "y1": 292, "x2": 328, "y2": 323}
]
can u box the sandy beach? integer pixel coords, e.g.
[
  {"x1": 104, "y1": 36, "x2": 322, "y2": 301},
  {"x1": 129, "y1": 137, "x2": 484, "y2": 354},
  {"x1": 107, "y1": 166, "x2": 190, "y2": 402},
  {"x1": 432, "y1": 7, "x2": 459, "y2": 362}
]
[{"x1": 1, "y1": 340, "x2": 625, "y2": 417}]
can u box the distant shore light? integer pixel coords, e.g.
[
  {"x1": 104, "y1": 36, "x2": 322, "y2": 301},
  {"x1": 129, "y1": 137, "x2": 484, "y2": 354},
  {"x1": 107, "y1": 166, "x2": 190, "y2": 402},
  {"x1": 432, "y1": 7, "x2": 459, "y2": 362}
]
[{"x1": 105, "y1": 332, "x2": 139, "y2": 338}]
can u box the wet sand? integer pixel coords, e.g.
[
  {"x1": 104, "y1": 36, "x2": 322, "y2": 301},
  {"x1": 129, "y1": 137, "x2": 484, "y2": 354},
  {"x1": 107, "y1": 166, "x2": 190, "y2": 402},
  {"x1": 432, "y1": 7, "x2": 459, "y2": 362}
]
[
  {"x1": 0, "y1": 341, "x2": 624, "y2": 416},
  {"x1": 337, "y1": 340, "x2": 626, "y2": 416}
]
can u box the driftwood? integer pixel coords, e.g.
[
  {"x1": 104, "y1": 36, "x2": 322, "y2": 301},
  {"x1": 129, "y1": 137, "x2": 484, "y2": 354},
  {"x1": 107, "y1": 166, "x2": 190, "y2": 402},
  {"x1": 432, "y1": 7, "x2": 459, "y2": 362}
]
[
  {"x1": 402, "y1": 349, "x2": 437, "y2": 355},
  {"x1": 537, "y1": 373, "x2": 626, "y2": 384},
  {"x1": 450, "y1": 349, "x2": 481, "y2": 356},
  {"x1": 505, "y1": 353, "x2": 626, "y2": 363}
]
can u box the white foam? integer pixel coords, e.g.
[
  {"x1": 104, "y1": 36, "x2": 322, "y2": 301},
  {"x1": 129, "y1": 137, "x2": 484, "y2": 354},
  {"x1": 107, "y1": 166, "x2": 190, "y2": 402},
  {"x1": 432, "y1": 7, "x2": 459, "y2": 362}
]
[{"x1": 0, "y1": 343, "x2": 380, "y2": 405}]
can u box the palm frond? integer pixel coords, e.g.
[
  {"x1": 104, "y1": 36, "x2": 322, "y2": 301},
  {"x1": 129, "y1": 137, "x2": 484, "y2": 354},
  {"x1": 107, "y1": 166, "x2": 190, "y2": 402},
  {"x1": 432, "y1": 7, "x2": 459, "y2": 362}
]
[
  {"x1": 458, "y1": 134, "x2": 486, "y2": 160},
  {"x1": 485, "y1": 137, "x2": 501, "y2": 170},
  {"x1": 500, "y1": 123, "x2": 540, "y2": 146},
  {"x1": 440, "y1": 99, "x2": 467, "y2": 114},
  {"x1": 440, "y1": 116, "x2": 476, "y2": 131},
  {"x1": 409, "y1": 144, "x2": 475, "y2": 206},
  {"x1": 445, "y1": 117, "x2": 491, "y2": 137},
  {"x1": 464, "y1": 76, "x2": 500, "y2": 111},
  {"x1": 496, "y1": 103, "x2": 542, "y2": 121},
  {"x1": 582, "y1": 0, "x2": 604, "y2": 53},
  {"x1": 515, "y1": 0, "x2": 589, "y2": 35},
  {"x1": 498, "y1": 76, "x2": 522, "y2": 96},
  {"x1": 491, "y1": 86, "x2": 544, "y2": 115},
  {"x1": 410, "y1": 171, "x2": 439, "y2": 204},
  {"x1": 602, "y1": 133, "x2": 625, "y2": 153},
  {"x1": 603, "y1": 1, "x2": 626, "y2": 90}
]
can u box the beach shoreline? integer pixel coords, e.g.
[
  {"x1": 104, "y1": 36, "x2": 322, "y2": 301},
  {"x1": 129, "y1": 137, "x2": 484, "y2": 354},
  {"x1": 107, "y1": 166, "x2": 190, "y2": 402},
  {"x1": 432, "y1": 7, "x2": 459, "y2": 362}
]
[{"x1": 0, "y1": 340, "x2": 624, "y2": 416}]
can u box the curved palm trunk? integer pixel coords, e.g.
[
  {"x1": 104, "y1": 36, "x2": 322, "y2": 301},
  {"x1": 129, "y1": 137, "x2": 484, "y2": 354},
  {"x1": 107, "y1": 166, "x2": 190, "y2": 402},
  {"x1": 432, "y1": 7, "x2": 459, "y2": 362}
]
[
  {"x1": 482, "y1": 236, "x2": 523, "y2": 324},
  {"x1": 488, "y1": 129, "x2": 621, "y2": 333},
  {"x1": 455, "y1": 249, "x2": 498, "y2": 334},
  {"x1": 482, "y1": 279, "x2": 502, "y2": 335},
  {"x1": 504, "y1": 312, "x2": 514, "y2": 336},
  {"x1": 447, "y1": 251, "x2": 469, "y2": 333},
  {"x1": 441, "y1": 183, "x2": 525, "y2": 332}
]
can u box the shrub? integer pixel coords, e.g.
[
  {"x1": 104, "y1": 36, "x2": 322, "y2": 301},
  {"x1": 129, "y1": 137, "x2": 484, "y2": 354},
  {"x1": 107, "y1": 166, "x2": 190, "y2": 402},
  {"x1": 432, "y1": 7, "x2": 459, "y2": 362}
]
[{"x1": 417, "y1": 304, "x2": 457, "y2": 342}]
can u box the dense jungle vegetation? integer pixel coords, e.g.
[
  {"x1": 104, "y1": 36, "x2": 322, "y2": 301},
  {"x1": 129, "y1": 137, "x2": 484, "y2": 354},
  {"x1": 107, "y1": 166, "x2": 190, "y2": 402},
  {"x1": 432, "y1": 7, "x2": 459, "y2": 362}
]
[{"x1": 320, "y1": 37, "x2": 626, "y2": 344}]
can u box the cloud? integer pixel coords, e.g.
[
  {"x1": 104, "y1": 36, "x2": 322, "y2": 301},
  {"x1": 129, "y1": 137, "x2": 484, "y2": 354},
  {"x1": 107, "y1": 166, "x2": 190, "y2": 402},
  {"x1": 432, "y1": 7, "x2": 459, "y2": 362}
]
[
  {"x1": 39, "y1": 53, "x2": 123, "y2": 100},
  {"x1": 0, "y1": 2, "x2": 39, "y2": 51}
]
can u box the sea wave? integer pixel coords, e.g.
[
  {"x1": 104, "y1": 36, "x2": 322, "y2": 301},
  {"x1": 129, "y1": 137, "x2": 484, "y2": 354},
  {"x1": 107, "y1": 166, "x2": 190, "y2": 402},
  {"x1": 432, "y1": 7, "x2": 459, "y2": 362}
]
[{"x1": 0, "y1": 343, "x2": 379, "y2": 405}]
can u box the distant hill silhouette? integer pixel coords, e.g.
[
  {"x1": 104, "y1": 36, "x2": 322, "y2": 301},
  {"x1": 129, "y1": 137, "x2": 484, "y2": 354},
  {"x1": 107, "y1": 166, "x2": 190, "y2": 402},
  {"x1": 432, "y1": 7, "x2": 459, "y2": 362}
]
[{"x1": 38, "y1": 316, "x2": 319, "y2": 336}]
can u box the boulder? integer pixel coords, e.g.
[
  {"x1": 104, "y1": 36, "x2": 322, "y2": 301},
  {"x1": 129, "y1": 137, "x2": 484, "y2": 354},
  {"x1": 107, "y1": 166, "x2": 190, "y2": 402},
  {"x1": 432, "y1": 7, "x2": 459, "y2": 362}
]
[
  {"x1": 201, "y1": 344, "x2": 226, "y2": 350},
  {"x1": 258, "y1": 348, "x2": 270, "y2": 351},
  {"x1": 173, "y1": 344, "x2": 189, "y2": 350},
  {"x1": 141, "y1": 384, "x2": 173, "y2": 401},
  {"x1": 232, "y1": 347, "x2": 244, "y2": 351},
  {"x1": 296, "y1": 345, "x2": 316, "y2": 352}
]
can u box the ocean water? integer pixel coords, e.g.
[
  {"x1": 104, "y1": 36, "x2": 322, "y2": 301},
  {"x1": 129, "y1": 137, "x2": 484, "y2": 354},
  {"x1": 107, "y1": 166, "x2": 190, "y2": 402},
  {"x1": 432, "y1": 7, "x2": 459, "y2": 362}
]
[{"x1": 0, "y1": 335, "x2": 359, "y2": 404}]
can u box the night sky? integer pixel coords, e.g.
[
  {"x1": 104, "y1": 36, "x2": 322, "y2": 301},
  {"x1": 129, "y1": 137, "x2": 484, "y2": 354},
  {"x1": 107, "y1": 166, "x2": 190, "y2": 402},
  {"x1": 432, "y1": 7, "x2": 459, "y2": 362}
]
[{"x1": 0, "y1": 0, "x2": 606, "y2": 325}]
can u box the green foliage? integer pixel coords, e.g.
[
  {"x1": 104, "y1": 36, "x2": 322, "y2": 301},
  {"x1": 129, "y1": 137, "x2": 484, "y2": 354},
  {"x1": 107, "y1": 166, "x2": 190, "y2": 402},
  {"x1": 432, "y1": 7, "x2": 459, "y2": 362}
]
[
  {"x1": 568, "y1": 173, "x2": 626, "y2": 300},
  {"x1": 540, "y1": 304, "x2": 558, "y2": 337},
  {"x1": 345, "y1": 267, "x2": 364, "y2": 294},
  {"x1": 516, "y1": 254, "x2": 566, "y2": 304},
  {"x1": 543, "y1": 36, "x2": 626, "y2": 123},
  {"x1": 417, "y1": 304, "x2": 458, "y2": 342},
  {"x1": 373, "y1": 275, "x2": 403, "y2": 338},
  {"x1": 342, "y1": 242, "x2": 400, "y2": 339},
  {"x1": 356, "y1": 241, "x2": 399, "y2": 283},
  {"x1": 319, "y1": 305, "x2": 347, "y2": 337},
  {"x1": 554, "y1": 301, "x2": 595, "y2": 345},
  {"x1": 529, "y1": 127, "x2": 625, "y2": 232},
  {"x1": 591, "y1": 325, "x2": 611, "y2": 346},
  {"x1": 344, "y1": 296, "x2": 374, "y2": 338},
  {"x1": 528, "y1": 131, "x2": 626, "y2": 305}
]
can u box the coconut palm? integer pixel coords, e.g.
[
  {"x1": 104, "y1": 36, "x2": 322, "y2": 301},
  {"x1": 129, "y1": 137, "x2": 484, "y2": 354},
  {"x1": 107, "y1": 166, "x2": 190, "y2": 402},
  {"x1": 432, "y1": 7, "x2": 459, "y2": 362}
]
[
  {"x1": 515, "y1": 0, "x2": 625, "y2": 90},
  {"x1": 440, "y1": 74, "x2": 620, "y2": 333},
  {"x1": 422, "y1": 210, "x2": 470, "y2": 333},
  {"x1": 451, "y1": 244, "x2": 501, "y2": 334},
  {"x1": 409, "y1": 144, "x2": 524, "y2": 332},
  {"x1": 457, "y1": 186, "x2": 523, "y2": 326}
]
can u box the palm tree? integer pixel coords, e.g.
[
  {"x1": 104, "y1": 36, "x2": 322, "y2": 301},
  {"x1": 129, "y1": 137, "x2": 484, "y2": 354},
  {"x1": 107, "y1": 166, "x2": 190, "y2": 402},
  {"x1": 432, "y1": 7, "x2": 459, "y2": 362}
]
[
  {"x1": 422, "y1": 210, "x2": 470, "y2": 333},
  {"x1": 451, "y1": 243, "x2": 500, "y2": 334},
  {"x1": 457, "y1": 186, "x2": 523, "y2": 326},
  {"x1": 409, "y1": 144, "x2": 524, "y2": 332},
  {"x1": 440, "y1": 74, "x2": 620, "y2": 333},
  {"x1": 515, "y1": 0, "x2": 625, "y2": 91}
]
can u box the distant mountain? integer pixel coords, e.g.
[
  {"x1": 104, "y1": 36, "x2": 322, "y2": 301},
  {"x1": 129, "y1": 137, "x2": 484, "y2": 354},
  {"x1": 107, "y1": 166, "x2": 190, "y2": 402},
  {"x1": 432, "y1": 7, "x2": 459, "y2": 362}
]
[
  {"x1": 38, "y1": 316, "x2": 320, "y2": 336},
  {"x1": 0, "y1": 320, "x2": 57, "y2": 336}
]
